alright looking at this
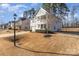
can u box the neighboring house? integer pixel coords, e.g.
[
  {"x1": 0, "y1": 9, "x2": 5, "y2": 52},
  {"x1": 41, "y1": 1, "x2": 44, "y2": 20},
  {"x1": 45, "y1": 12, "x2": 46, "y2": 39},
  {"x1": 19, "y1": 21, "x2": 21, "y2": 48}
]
[
  {"x1": 0, "y1": 24, "x2": 5, "y2": 29},
  {"x1": 7, "y1": 21, "x2": 15, "y2": 29},
  {"x1": 0, "y1": 23, "x2": 8, "y2": 29},
  {"x1": 21, "y1": 18, "x2": 30, "y2": 31},
  {"x1": 15, "y1": 19, "x2": 22, "y2": 30},
  {"x1": 30, "y1": 8, "x2": 62, "y2": 32},
  {"x1": 4, "y1": 17, "x2": 30, "y2": 31},
  {"x1": 16, "y1": 17, "x2": 30, "y2": 31}
]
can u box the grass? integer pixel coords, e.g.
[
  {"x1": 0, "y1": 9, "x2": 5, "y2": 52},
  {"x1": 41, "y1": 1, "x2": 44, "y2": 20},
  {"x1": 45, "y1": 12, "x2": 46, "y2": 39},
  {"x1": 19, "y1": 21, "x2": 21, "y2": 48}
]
[
  {"x1": 0, "y1": 29, "x2": 22, "y2": 34},
  {"x1": 62, "y1": 28, "x2": 79, "y2": 32},
  {"x1": 0, "y1": 32, "x2": 79, "y2": 55}
]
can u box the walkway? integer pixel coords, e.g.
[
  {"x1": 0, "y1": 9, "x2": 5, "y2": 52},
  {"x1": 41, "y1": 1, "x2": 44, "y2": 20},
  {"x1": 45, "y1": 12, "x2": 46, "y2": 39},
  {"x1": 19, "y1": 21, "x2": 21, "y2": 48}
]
[{"x1": 0, "y1": 31, "x2": 29, "y2": 38}]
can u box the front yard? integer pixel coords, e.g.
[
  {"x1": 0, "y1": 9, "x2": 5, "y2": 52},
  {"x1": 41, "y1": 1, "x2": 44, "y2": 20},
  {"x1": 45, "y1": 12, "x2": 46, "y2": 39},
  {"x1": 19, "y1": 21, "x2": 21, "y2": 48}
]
[
  {"x1": 0, "y1": 29, "x2": 21, "y2": 34},
  {"x1": 0, "y1": 32, "x2": 79, "y2": 56}
]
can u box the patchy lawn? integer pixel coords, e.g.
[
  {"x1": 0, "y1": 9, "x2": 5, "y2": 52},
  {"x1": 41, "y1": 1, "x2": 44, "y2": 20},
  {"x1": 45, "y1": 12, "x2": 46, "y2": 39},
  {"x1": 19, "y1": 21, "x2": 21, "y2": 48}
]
[
  {"x1": 0, "y1": 29, "x2": 22, "y2": 34},
  {"x1": 0, "y1": 32, "x2": 79, "y2": 56},
  {"x1": 62, "y1": 28, "x2": 79, "y2": 32}
]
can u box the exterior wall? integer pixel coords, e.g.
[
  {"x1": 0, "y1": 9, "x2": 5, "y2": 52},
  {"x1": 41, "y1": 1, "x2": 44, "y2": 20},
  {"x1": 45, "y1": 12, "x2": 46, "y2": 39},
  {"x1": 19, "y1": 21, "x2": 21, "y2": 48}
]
[
  {"x1": 7, "y1": 22, "x2": 14, "y2": 29},
  {"x1": 15, "y1": 19, "x2": 30, "y2": 31},
  {"x1": 30, "y1": 17, "x2": 47, "y2": 32},
  {"x1": 0, "y1": 25, "x2": 5, "y2": 29},
  {"x1": 30, "y1": 15, "x2": 62, "y2": 32},
  {"x1": 21, "y1": 19, "x2": 30, "y2": 31},
  {"x1": 16, "y1": 20, "x2": 22, "y2": 30},
  {"x1": 48, "y1": 15, "x2": 62, "y2": 32}
]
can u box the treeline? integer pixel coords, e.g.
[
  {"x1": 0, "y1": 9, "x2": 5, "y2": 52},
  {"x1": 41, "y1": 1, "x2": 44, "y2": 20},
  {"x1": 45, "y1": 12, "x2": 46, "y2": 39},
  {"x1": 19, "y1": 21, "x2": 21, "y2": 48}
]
[
  {"x1": 62, "y1": 22, "x2": 79, "y2": 28},
  {"x1": 62, "y1": 5, "x2": 79, "y2": 28}
]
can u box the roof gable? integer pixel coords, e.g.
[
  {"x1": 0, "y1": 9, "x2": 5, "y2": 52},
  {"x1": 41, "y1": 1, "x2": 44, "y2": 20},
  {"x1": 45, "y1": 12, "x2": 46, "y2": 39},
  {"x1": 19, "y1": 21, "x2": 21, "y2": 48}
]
[
  {"x1": 33, "y1": 7, "x2": 61, "y2": 21},
  {"x1": 36, "y1": 8, "x2": 48, "y2": 17}
]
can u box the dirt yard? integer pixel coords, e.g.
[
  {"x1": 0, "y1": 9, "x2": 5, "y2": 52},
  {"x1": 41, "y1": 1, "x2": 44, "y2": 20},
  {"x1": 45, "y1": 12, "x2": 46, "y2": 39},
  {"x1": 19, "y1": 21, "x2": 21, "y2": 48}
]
[
  {"x1": 0, "y1": 29, "x2": 21, "y2": 34},
  {"x1": 0, "y1": 32, "x2": 79, "y2": 56},
  {"x1": 62, "y1": 28, "x2": 79, "y2": 32}
]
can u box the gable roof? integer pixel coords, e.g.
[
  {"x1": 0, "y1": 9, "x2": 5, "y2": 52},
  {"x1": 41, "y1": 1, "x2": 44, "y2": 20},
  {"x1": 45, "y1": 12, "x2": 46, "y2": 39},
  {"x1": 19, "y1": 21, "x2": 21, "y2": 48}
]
[
  {"x1": 32, "y1": 7, "x2": 61, "y2": 21},
  {"x1": 35, "y1": 8, "x2": 48, "y2": 17}
]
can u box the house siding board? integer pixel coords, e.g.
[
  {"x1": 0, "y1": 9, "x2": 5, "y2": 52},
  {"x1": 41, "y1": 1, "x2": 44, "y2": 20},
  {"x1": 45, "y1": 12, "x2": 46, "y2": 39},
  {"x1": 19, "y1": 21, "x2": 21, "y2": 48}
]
[{"x1": 21, "y1": 19, "x2": 30, "y2": 30}]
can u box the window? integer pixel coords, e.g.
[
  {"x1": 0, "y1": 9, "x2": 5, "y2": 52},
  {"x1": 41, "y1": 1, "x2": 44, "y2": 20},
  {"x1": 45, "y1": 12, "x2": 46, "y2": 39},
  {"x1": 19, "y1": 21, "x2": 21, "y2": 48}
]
[
  {"x1": 43, "y1": 24, "x2": 46, "y2": 29},
  {"x1": 40, "y1": 24, "x2": 46, "y2": 29},
  {"x1": 41, "y1": 24, "x2": 43, "y2": 29},
  {"x1": 54, "y1": 26, "x2": 56, "y2": 30},
  {"x1": 38, "y1": 24, "x2": 40, "y2": 28},
  {"x1": 41, "y1": 15, "x2": 46, "y2": 19},
  {"x1": 38, "y1": 17, "x2": 41, "y2": 19}
]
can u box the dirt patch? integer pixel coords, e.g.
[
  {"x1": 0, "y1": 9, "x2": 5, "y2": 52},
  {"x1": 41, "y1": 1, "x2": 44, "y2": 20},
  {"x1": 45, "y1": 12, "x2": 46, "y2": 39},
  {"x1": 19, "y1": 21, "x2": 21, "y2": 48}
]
[
  {"x1": 0, "y1": 30, "x2": 21, "y2": 34},
  {"x1": 17, "y1": 32, "x2": 79, "y2": 55},
  {"x1": 0, "y1": 32, "x2": 79, "y2": 55}
]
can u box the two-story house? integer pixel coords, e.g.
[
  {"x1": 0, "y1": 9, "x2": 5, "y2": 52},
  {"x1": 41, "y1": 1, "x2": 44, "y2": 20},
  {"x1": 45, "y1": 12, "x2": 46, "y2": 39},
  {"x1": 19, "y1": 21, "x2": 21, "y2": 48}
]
[{"x1": 30, "y1": 7, "x2": 62, "y2": 32}]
